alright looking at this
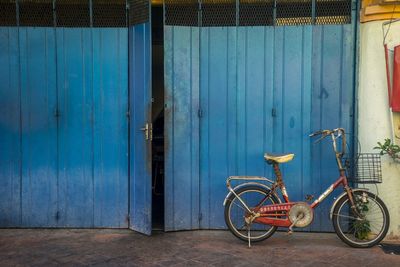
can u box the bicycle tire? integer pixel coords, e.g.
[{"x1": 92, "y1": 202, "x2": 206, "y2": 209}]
[
  {"x1": 332, "y1": 190, "x2": 390, "y2": 248},
  {"x1": 224, "y1": 185, "x2": 280, "y2": 243}
]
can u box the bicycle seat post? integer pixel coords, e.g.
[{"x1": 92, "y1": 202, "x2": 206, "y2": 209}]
[{"x1": 272, "y1": 163, "x2": 290, "y2": 203}]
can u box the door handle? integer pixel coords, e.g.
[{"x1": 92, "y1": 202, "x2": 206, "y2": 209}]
[{"x1": 140, "y1": 123, "x2": 153, "y2": 141}]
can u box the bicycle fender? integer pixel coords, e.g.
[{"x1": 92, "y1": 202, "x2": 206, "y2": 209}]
[
  {"x1": 223, "y1": 182, "x2": 282, "y2": 206},
  {"x1": 329, "y1": 188, "x2": 369, "y2": 220}
]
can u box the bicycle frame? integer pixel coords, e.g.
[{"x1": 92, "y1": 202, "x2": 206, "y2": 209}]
[
  {"x1": 249, "y1": 169, "x2": 352, "y2": 227},
  {"x1": 225, "y1": 128, "x2": 359, "y2": 228}
]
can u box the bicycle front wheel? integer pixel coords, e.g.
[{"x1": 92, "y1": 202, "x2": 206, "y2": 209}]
[
  {"x1": 224, "y1": 185, "x2": 280, "y2": 243},
  {"x1": 332, "y1": 190, "x2": 390, "y2": 248}
]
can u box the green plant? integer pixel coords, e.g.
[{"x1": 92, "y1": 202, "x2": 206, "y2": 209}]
[
  {"x1": 353, "y1": 200, "x2": 371, "y2": 240},
  {"x1": 374, "y1": 139, "x2": 400, "y2": 161}
]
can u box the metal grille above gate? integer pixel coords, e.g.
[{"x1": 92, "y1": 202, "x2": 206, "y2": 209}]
[
  {"x1": 201, "y1": 0, "x2": 236, "y2": 27},
  {"x1": 93, "y1": 0, "x2": 127, "y2": 27},
  {"x1": 276, "y1": 0, "x2": 312, "y2": 26},
  {"x1": 0, "y1": 0, "x2": 17, "y2": 26},
  {"x1": 0, "y1": 0, "x2": 132, "y2": 27},
  {"x1": 315, "y1": 0, "x2": 352, "y2": 24},
  {"x1": 239, "y1": 0, "x2": 274, "y2": 26},
  {"x1": 19, "y1": 0, "x2": 54, "y2": 27},
  {"x1": 164, "y1": 0, "x2": 199, "y2": 26},
  {"x1": 164, "y1": 0, "x2": 354, "y2": 26},
  {"x1": 128, "y1": 0, "x2": 149, "y2": 25},
  {"x1": 56, "y1": 0, "x2": 91, "y2": 27}
]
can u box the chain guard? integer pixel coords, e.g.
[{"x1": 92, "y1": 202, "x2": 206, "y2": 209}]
[{"x1": 288, "y1": 203, "x2": 314, "y2": 228}]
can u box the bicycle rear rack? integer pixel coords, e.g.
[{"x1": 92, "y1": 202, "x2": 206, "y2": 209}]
[
  {"x1": 226, "y1": 176, "x2": 275, "y2": 189},
  {"x1": 225, "y1": 176, "x2": 276, "y2": 212}
]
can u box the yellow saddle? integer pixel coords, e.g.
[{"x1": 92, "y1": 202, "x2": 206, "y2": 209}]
[{"x1": 264, "y1": 153, "x2": 294, "y2": 164}]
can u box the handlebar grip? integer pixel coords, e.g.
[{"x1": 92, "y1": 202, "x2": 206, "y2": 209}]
[{"x1": 309, "y1": 130, "x2": 323, "y2": 137}]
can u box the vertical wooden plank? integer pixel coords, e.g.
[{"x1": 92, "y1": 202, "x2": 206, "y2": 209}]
[
  {"x1": 93, "y1": 28, "x2": 129, "y2": 228},
  {"x1": 164, "y1": 25, "x2": 174, "y2": 230},
  {"x1": 236, "y1": 27, "x2": 247, "y2": 175},
  {"x1": 19, "y1": 27, "x2": 58, "y2": 227},
  {"x1": 341, "y1": 24, "x2": 355, "y2": 141},
  {"x1": 311, "y1": 25, "x2": 323, "y2": 231},
  {"x1": 263, "y1": 27, "x2": 275, "y2": 179},
  {"x1": 191, "y1": 27, "x2": 200, "y2": 230},
  {"x1": 57, "y1": 28, "x2": 94, "y2": 227},
  {"x1": 301, "y1": 25, "x2": 313, "y2": 232},
  {"x1": 0, "y1": 27, "x2": 21, "y2": 227},
  {"x1": 226, "y1": 27, "x2": 238, "y2": 194},
  {"x1": 273, "y1": 26, "x2": 284, "y2": 159}
]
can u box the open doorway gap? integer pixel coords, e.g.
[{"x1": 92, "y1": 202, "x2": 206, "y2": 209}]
[{"x1": 151, "y1": 4, "x2": 165, "y2": 231}]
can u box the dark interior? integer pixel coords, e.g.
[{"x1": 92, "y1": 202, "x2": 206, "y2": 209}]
[{"x1": 151, "y1": 4, "x2": 165, "y2": 231}]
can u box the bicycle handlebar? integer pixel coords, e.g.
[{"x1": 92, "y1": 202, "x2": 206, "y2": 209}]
[{"x1": 310, "y1": 128, "x2": 347, "y2": 160}]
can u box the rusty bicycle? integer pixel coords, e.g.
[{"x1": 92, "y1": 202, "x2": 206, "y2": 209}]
[{"x1": 223, "y1": 128, "x2": 390, "y2": 248}]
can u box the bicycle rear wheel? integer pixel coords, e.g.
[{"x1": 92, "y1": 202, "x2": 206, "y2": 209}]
[
  {"x1": 224, "y1": 185, "x2": 280, "y2": 242},
  {"x1": 332, "y1": 190, "x2": 390, "y2": 248}
]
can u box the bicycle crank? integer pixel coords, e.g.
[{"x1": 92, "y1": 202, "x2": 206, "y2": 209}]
[{"x1": 288, "y1": 203, "x2": 314, "y2": 234}]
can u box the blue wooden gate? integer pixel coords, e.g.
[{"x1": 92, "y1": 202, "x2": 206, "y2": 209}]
[
  {"x1": 0, "y1": 1, "x2": 129, "y2": 228},
  {"x1": 128, "y1": 10, "x2": 153, "y2": 235},
  {"x1": 165, "y1": 0, "x2": 357, "y2": 231}
]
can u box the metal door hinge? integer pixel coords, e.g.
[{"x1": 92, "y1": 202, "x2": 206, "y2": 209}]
[
  {"x1": 199, "y1": 212, "x2": 203, "y2": 222},
  {"x1": 272, "y1": 108, "x2": 277, "y2": 117},
  {"x1": 140, "y1": 123, "x2": 153, "y2": 141},
  {"x1": 54, "y1": 108, "x2": 60, "y2": 118},
  {"x1": 126, "y1": 110, "x2": 130, "y2": 118},
  {"x1": 198, "y1": 108, "x2": 203, "y2": 118}
]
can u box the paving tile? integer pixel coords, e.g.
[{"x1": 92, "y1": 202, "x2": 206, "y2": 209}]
[{"x1": 0, "y1": 230, "x2": 399, "y2": 267}]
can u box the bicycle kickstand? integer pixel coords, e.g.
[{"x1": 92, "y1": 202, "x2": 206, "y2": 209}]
[{"x1": 247, "y1": 227, "x2": 251, "y2": 248}]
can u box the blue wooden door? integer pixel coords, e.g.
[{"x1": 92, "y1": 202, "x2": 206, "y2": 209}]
[
  {"x1": 164, "y1": 1, "x2": 357, "y2": 231},
  {"x1": 56, "y1": 27, "x2": 129, "y2": 228},
  {"x1": 128, "y1": 0, "x2": 152, "y2": 235},
  {"x1": 0, "y1": 1, "x2": 129, "y2": 228},
  {"x1": 164, "y1": 26, "x2": 200, "y2": 231}
]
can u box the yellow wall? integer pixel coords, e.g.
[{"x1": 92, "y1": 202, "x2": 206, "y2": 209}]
[{"x1": 362, "y1": 0, "x2": 400, "y2": 22}]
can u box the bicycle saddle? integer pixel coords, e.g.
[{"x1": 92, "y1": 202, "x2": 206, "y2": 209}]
[{"x1": 264, "y1": 153, "x2": 294, "y2": 164}]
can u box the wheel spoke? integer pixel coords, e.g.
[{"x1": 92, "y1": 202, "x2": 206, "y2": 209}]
[
  {"x1": 333, "y1": 213, "x2": 360, "y2": 221},
  {"x1": 231, "y1": 199, "x2": 248, "y2": 212}
]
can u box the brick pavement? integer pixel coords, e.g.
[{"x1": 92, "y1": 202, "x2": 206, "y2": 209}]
[{"x1": 0, "y1": 229, "x2": 399, "y2": 266}]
